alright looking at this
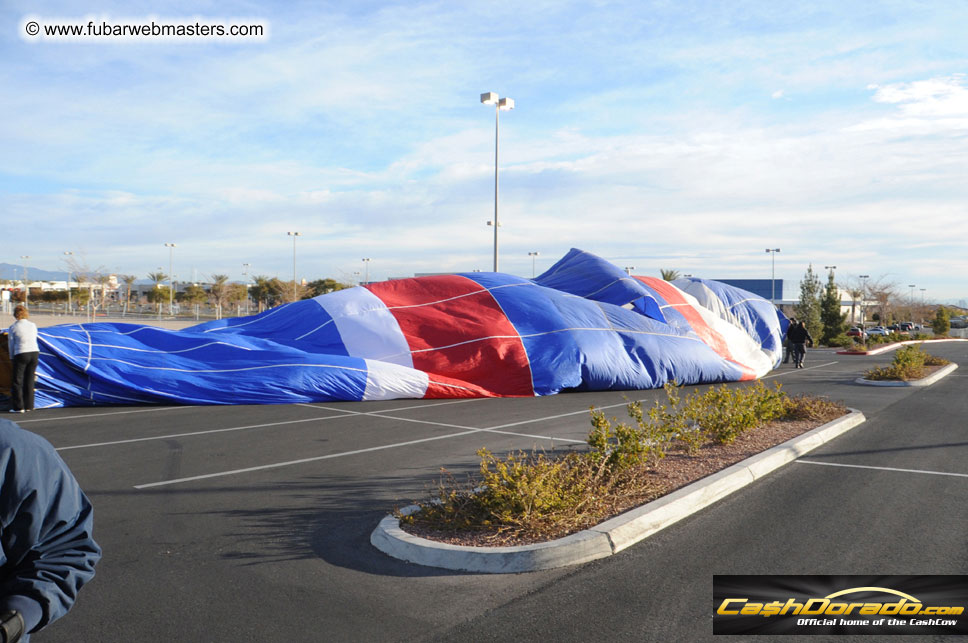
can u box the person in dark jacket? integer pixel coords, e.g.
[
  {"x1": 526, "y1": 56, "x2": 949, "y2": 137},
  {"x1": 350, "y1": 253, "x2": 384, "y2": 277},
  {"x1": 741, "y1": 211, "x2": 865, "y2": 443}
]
[
  {"x1": 782, "y1": 318, "x2": 795, "y2": 363},
  {"x1": 0, "y1": 420, "x2": 101, "y2": 642},
  {"x1": 787, "y1": 320, "x2": 813, "y2": 368}
]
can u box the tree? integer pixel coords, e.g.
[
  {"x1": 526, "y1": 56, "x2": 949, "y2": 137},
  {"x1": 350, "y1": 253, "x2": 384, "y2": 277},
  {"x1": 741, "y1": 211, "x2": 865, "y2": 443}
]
[
  {"x1": 794, "y1": 264, "x2": 823, "y2": 341},
  {"x1": 932, "y1": 306, "x2": 951, "y2": 336},
  {"x1": 119, "y1": 274, "x2": 137, "y2": 313},
  {"x1": 179, "y1": 284, "x2": 207, "y2": 307},
  {"x1": 820, "y1": 268, "x2": 847, "y2": 344},
  {"x1": 209, "y1": 274, "x2": 231, "y2": 319},
  {"x1": 249, "y1": 275, "x2": 284, "y2": 311},
  {"x1": 146, "y1": 285, "x2": 171, "y2": 310},
  {"x1": 226, "y1": 283, "x2": 249, "y2": 315},
  {"x1": 65, "y1": 254, "x2": 113, "y2": 319},
  {"x1": 659, "y1": 269, "x2": 680, "y2": 281},
  {"x1": 305, "y1": 278, "x2": 351, "y2": 297},
  {"x1": 147, "y1": 272, "x2": 168, "y2": 313}
]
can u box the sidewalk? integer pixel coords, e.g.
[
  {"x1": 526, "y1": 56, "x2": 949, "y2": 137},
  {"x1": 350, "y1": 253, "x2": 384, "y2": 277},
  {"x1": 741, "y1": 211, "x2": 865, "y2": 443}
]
[{"x1": 1, "y1": 312, "x2": 202, "y2": 331}]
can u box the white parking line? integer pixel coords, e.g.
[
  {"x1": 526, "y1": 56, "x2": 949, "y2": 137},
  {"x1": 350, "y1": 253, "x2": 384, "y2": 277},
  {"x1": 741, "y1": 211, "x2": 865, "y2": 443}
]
[
  {"x1": 17, "y1": 406, "x2": 195, "y2": 424},
  {"x1": 131, "y1": 398, "x2": 651, "y2": 488},
  {"x1": 762, "y1": 361, "x2": 838, "y2": 378},
  {"x1": 55, "y1": 413, "x2": 357, "y2": 451},
  {"x1": 297, "y1": 398, "x2": 484, "y2": 414},
  {"x1": 134, "y1": 430, "x2": 482, "y2": 489},
  {"x1": 797, "y1": 460, "x2": 968, "y2": 479},
  {"x1": 308, "y1": 405, "x2": 586, "y2": 444}
]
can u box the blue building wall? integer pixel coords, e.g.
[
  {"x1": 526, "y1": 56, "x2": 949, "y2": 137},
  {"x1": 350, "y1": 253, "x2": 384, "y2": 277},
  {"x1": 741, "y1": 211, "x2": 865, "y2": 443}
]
[{"x1": 714, "y1": 278, "x2": 784, "y2": 301}]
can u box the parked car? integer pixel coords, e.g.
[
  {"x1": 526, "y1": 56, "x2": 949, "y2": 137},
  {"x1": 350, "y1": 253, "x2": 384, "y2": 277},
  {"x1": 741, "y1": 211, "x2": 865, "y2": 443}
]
[
  {"x1": 846, "y1": 327, "x2": 867, "y2": 338},
  {"x1": 951, "y1": 316, "x2": 967, "y2": 329},
  {"x1": 867, "y1": 327, "x2": 890, "y2": 336},
  {"x1": 899, "y1": 322, "x2": 914, "y2": 331}
]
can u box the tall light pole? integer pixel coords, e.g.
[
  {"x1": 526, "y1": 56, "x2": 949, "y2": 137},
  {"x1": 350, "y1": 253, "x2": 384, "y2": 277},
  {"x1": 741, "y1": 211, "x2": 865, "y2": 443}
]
[
  {"x1": 528, "y1": 251, "x2": 539, "y2": 278},
  {"x1": 920, "y1": 288, "x2": 926, "y2": 325},
  {"x1": 288, "y1": 232, "x2": 301, "y2": 301},
  {"x1": 481, "y1": 91, "x2": 514, "y2": 272},
  {"x1": 63, "y1": 251, "x2": 74, "y2": 314},
  {"x1": 859, "y1": 274, "x2": 870, "y2": 325},
  {"x1": 19, "y1": 256, "x2": 30, "y2": 307},
  {"x1": 909, "y1": 284, "x2": 916, "y2": 311},
  {"x1": 624, "y1": 266, "x2": 635, "y2": 276},
  {"x1": 362, "y1": 257, "x2": 371, "y2": 285},
  {"x1": 765, "y1": 249, "x2": 780, "y2": 304},
  {"x1": 242, "y1": 263, "x2": 251, "y2": 314},
  {"x1": 164, "y1": 243, "x2": 176, "y2": 315}
]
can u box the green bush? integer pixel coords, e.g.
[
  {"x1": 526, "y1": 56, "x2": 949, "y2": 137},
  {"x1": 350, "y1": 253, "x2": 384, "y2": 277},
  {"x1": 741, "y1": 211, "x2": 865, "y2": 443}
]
[
  {"x1": 400, "y1": 381, "x2": 841, "y2": 541},
  {"x1": 826, "y1": 333, "x2": 854, "y2": 348},
  {"x1": 865, "y1": 343, "x2": 949, "y2": 381}
]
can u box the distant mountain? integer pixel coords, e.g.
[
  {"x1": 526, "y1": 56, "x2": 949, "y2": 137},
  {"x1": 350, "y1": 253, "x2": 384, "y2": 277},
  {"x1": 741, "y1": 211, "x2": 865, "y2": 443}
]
[{"x1": 0, "y1": 262, "x2": 69, "y2": 282}]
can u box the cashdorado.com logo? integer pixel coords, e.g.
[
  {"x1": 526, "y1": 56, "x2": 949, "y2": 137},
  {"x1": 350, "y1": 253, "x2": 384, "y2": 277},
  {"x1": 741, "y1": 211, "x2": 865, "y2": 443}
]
[{"x1": 713, "y1": 575, "x2": 968, "y2": 636}]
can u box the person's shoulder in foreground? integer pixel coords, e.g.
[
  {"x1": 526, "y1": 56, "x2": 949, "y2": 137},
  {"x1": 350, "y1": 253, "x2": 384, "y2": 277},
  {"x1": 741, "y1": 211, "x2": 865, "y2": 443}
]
[{"x1": 0, "y1": 419, "x2": 101, "y2": 641}]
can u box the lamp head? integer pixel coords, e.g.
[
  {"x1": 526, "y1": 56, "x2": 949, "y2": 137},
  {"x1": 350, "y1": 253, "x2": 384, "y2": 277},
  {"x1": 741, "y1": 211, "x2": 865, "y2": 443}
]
[{"x1": 480, "y1": 92, "x2": 498, "y2": 105}]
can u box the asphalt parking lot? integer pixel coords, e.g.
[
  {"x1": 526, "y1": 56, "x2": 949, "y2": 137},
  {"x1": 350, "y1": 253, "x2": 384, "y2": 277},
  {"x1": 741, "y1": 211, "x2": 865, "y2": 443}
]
[{"x1": 16, "y1": 342, "x2": 968, "y2": 642}]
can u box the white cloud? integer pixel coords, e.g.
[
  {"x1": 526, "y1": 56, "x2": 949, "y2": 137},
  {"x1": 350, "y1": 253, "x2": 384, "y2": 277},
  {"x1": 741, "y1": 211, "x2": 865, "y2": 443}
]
[{"x1": 851, "y1": 75, "x2": 968, "y2": 133}]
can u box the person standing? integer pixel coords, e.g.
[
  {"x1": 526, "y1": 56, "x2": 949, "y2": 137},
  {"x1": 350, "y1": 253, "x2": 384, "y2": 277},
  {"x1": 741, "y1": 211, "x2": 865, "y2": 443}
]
[
  {"x1": 0, "y1": 419, "x2": 101, "y2": 642},
  {"x1": 782, "y1": 318, "x2": 795, "y2": 364},
  {"x1": 787, "y1": 320, "x2": 813, "y2": 368},
  {"x1": 7, "y1": 306, "x2": 39, "y2": 413}
]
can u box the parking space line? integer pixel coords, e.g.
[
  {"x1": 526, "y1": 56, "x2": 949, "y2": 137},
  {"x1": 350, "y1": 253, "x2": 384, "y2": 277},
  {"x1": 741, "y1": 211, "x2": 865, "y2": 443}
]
[
  {"x1": 133, "y1": 430, "x2": 482, "y2": 489},
  {"x1": 762, "y1": 361, "x2": 838, "y2": 379},
  {"x1": 132, "y1": 400, "x2": 636, "y2": 488},
  {"x1": 797, "y1": 460, "x2": 968, "y2": 479},
  {"x1": 305, "y1": 405, "x2": 587, "y2": 444},
  {"x1": 297, "y1": 398, "x2": 484, "y2": 414},
  {"x1": 55, "y1": 413, "x2": 358, "y2": 451},
  {"x1": 17, "y1": 406, "x2": 195, "y2": 424}
]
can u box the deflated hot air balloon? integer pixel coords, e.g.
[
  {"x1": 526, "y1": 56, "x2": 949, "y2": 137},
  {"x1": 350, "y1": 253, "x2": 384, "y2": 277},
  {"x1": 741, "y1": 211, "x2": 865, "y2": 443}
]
[{"x1": 29, "y1": 249, "x2": 784, "y2": 408}]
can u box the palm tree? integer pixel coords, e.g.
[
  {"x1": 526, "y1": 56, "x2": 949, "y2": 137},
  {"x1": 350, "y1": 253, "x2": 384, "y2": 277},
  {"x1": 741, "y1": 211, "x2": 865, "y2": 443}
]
[
  {"x1": 119, "y1": 274, "x2": 137, "y2": 314},
  {"x1": 660, "y1": 269, "x2": 681, "y2": 281},
  {"x1": 147, "y1": 271, "x2": 168, "y2": 313},
  {"x1": 209, "y1": 274, "x2": 230, "y2": 320}
]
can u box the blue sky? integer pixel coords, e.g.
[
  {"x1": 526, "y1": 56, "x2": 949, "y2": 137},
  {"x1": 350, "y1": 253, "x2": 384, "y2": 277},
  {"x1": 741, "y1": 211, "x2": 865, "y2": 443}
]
[{"x1": 3, "y1": 1, "x2": 967, "y2": 301}]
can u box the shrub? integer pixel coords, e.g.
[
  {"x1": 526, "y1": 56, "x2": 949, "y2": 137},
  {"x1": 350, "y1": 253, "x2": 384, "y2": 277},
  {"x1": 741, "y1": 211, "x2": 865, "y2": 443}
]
[
  {"x1": 784, "y1": 395, "x2": 848, "y2": 421},
  {"x1": 825, "y1": 333, "x2": 854, "y2": 348},
  {"x1": 865, "y1": 343, "x2": 949, "y2": 381},
  {"x1": 400, "y1": 380, "x2": 838, "y2": 542}
]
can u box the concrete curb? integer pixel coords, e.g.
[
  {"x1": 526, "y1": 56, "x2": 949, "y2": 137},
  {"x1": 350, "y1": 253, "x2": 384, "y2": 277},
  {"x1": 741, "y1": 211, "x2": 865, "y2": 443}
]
[
  {"x1": 371, "y1": 409, "x2": 866, "y2": 573},
  {"x1": 837, "y1": 338, "x2": 968, "y2": 356},
  {"x1": 855, "y1": 362, "x2": 959, "y2": 387}
]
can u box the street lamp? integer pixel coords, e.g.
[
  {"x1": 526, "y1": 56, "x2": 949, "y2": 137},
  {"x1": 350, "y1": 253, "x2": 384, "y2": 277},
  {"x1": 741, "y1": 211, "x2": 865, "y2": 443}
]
[
  {"x1": 164, "y1": 243, "x2": 176, "y2": 316},
  {"x1": 242, "y1": 263, "x2": 251, "y2": 314},
  {"x1": 362, "y1": 257, "x2": 371, "y2": 285},
  {"x1": 765, "y1": 249, "x2": 780, "y2": 303},
  {"x1": 528, "y1": 251, "x2": 540, "y2": 278},
  {"x1": 63, "y1": 251, "x2": 74, "y2": 314},
  {"x1": 19, "y1": 256, "x2": 30, "y2": 307},
  {"x1": 624, "y1": 266, "x2": 635, "y2": 276},
  {"x1": 909, "y1": 284, "x2": 916, "y2": 309},
  {"x1": 859, "y1": 275, "x2": 870, "y2": 325},
  {"x1": 481, "y1": 91, "x2": 514, "y2": 272},
  {"x1": 288, "y1": 232, "x2": 301, "y2": 300},
  {"x1": 920, "y1": 288, "x2": 926, "y2": 324}
]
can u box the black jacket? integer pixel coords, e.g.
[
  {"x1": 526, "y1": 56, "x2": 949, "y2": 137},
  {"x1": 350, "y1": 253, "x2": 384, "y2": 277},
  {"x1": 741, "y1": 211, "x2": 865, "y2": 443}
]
[{"x1": 787, "y1": 324, "x2": 812, "y2": 344}]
